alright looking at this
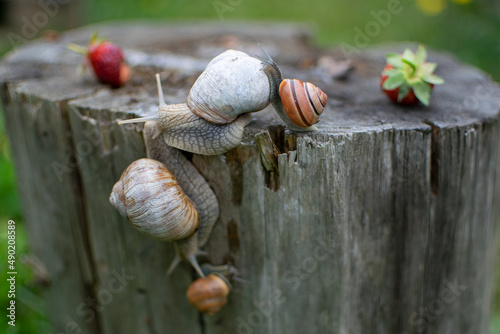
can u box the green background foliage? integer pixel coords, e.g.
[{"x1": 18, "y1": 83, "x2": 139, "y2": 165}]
[{"x1": 0, "y1": 0, "x2": 498, "y2": 332}]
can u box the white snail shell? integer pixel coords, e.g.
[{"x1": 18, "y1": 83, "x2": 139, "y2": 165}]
[
  {"x1": 187, "y1": 50, "x2": 270, "y2": 124},
  {"x1": 186, "y1": 273, "x2": 231, "y2": 315},
  {"x1": 278, "y1": 79, "x2": 327, "y2": 128},
  {"x1": 109, "y1": 158, "x2": 199, "y2": 241}
]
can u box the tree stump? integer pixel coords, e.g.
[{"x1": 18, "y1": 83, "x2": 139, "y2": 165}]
[{"x1": 1, "y1": 22, "x2": 500, "y2": 334}]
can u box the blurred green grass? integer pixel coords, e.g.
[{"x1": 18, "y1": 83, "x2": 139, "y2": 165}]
[
  {"x1": 0, "y1": 112, "x2": 52, "y2": 333},
  {"x1": 82, "y1": 0, "x2": 500, "y2": 81},
  {"x1": 1, "y1": 0, "x2": 499, "y2": 333}
]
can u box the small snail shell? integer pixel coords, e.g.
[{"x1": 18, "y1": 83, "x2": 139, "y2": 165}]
[
  {"x1": 278, "y1": 79, "x2": 327, "y2": 128},
  {"x1": 260, "y1": 47, "x2": 328, "y2": 132},
  {"x1": 109, "y1": 158, "x2": 206, "y2": 277},
  {"x1": 186, "y1": 274, "x2": 231, "y2": 315}
]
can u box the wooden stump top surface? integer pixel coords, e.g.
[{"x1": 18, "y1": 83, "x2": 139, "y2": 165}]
[{"x1": 2, "y1": 21, "x2": 499, "y2": 135}]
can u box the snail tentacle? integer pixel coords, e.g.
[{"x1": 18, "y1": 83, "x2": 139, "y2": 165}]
[
  {"x1": 155, "y1": 73, "x2": 167, "y2": 108},
  {"x1": 166, "y1": 253, "x2": 182, "y2": 277},
  {"x1": 117, "y1": 115, "x2": 158, "y2": 125}
]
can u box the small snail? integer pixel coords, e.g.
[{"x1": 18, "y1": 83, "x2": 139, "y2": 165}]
[
  {"x1": 118, "y1": 49, "x2": 328, "y2": 155},
  {"x1": 109, "y1": 158, "x2": 214, "y2": 278},
  {"x1": 186, "y1": 273, "x2": 231, "y2": 315},
  {"x1": 277, "y1": 79, "x2": 328, "y2": 128},
  {"x1": 260, "y1": 47, "x2": 328, "y2": 131}
]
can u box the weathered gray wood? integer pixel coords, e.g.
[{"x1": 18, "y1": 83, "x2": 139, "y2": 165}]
[
  {"x1": 1, "y1": 22, "x2": 500, "y2": 334},
  {"x1": 0, "y1": 78, "x2": 99, "y2": 333}
]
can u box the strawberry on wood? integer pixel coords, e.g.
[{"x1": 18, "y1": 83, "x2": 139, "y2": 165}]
[
  {"x1": 68, "y1": 33, "x2": 130, "y2": 88},
  {"x1": 380, "y1": 45, "x2": 444, "y2": 106}
]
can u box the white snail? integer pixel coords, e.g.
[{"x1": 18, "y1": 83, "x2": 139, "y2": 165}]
[{"x1": 118, "y1": 49, "x2": 328, "y2": 155}]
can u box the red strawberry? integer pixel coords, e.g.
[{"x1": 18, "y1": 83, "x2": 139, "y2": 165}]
[
  {"x1": 68, "y1": 33, "x2": 130, "y2": 88},
  {"x1": 380, "y1": 45, "x2": 444, "y2": 106}
]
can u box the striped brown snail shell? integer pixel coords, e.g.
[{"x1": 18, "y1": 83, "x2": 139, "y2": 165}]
[
  {"x1": 260, "y1": 47, "x2": 328, "y2": 131},
  {"x1": 278, "y1": 79, "x2": 327, "y2": 128},
  {"x1": 186, "y1": 273, "x2": 231, "y2": 315}
]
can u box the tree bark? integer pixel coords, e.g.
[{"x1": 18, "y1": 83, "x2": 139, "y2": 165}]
[{"x1": 1, "y1": 22, "x2": 499, "y2": 334}]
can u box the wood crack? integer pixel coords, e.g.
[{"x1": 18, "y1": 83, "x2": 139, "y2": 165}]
[
  {"x1": 424, "y1": 120, "x2": 440, "y2": 196},
  {"x1": 198, "y1": 312, "x2": 206, "y2": 334},
  {"x1": 255, "y1": 125, "x2": 298, "y2": 191}
]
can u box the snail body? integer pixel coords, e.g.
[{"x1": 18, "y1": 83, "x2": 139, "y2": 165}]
[
  {"x1": 143, "y1": 121, "x2": 220, "y2": 277},
  {"x1": 119, "y1": 49, "x2": 328, "y2": 155},
  {"x1": 153, "y1": 102, "x2": 252, "y2": 156},
  {"x1": 186, "y1": 273, "x2": 231, "y2": 315}
]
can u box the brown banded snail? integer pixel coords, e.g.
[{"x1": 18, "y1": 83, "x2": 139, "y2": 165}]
[
  {"x1": 259, "y1": 47, "x2": 327, "y2": 131},
  {"x1": 278, "y1": 79, "x2": 328, "y2": 128},
  {"x1": 118, "y1": 49, "x2": 328, "y2": 155},
  {"x1": 186, "y1": 273, "x2": 231, "y2": 315}
]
